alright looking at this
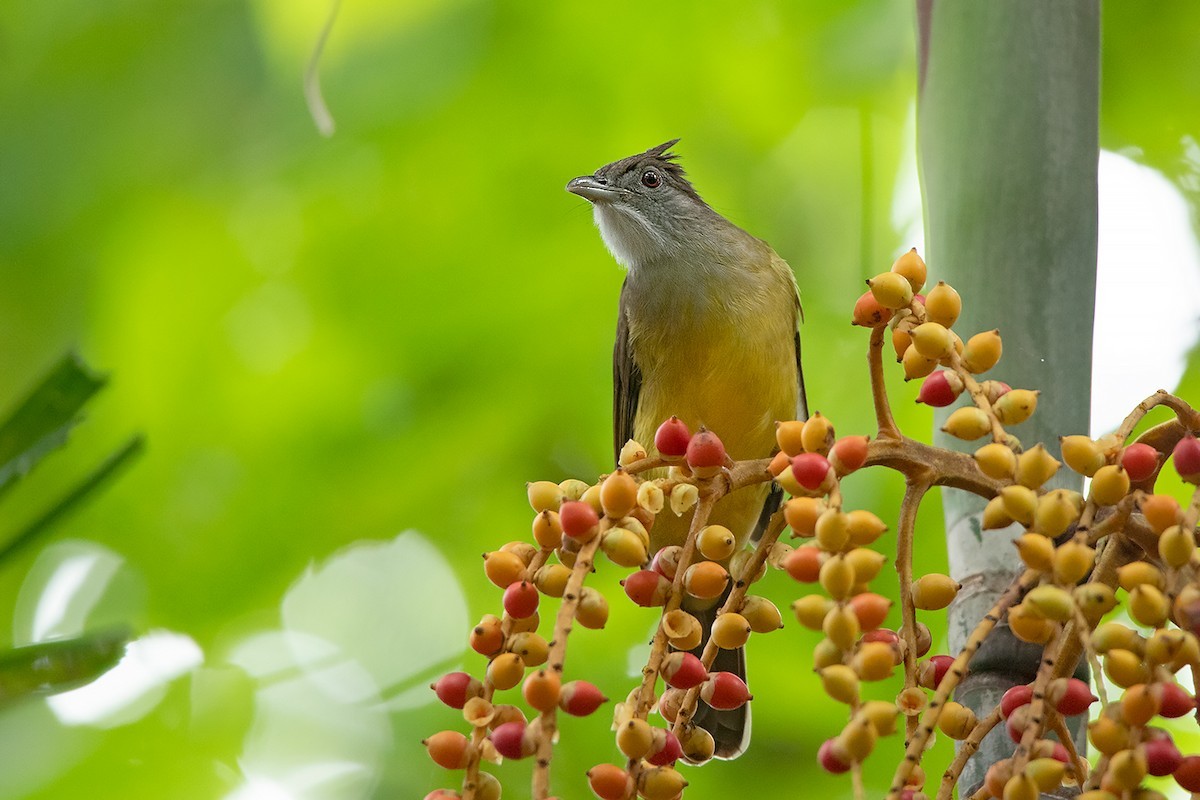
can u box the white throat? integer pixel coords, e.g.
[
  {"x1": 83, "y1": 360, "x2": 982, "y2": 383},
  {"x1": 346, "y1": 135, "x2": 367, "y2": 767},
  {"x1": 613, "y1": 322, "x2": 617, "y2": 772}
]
[{"x1": 593, "y1": 204, "x2": 673, "y2": 270}]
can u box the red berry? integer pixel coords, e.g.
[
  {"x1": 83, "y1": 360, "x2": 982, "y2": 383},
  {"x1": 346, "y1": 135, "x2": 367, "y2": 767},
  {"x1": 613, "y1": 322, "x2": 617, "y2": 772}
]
[
  {"x1": 818, "y1": 738, "x2": 851, "y2": 773},
  {"x1": 490, "y1": 720, "x2": 531, "y2": 760},
  {"x1": 503, "y1": 581, "x2": 539, "y2": 619},
  {"x1": 1000, "y1": 684, "x2": 1033, "y2": 718},
  {"x1": 926, "y1": 654, "x2": 954, "y2": 688},
  {"x1": 917, "y1": 370, "x2": 963, "y2": 407},
  {"x1": 862, "y1": 628, "x2": 900, "y2": 645},
  {"x1": 1159, "y1": 682, "x2": 1196, "y2": 718},
  {"x1": 1173, "y1": 434, "x2": 1200, "y2": 483},
  {"x1": 1145, "y1": 736, "x2": 1183, "y2": 777},
  {"x1": 432, "y1": 672, "x2": 482, "y2": 709},
  {"x1": 649, "y1": 548, "x2": 679, "y2": 579},
  {"x1": 790, "y1": 452, "x2": 831, "y2": 490},
  {"x1": 686, "y1": 428, "x2": 726, "y2": 471},
  {"x1": 701, "y1": 671, "x2": 751, "y2": 710},
  {"x1": 559, "y1": 680, "x2": 607, "y2": 717},
  {"x1": 1121, "y1": 442, "x2": 1160, "y2": 482},
  {"x1": 1050, "y1": 742, "x2": 1069, "y2": 763},
  {"x1": 647, "y1": 729, "x2": 683, "y2": 766},
  {"x1": 661, "y1": 652, "x2": 707, "y2": 690},
  {"x1": 621, "y1": 570, "x2": 671, "y2": 607},
  {"x1": 654, "y1": 416, "x2": 691, "y2": 458},
  {"x1": 1054, "y1": 678, "x2": 1096, "y2": 716},
  {"x1": 1175, "y1": 756, "x2": 1200, "y2": 792},
  {"x1": 560, "y1": 500, "x2": 599, "y2": 539}
]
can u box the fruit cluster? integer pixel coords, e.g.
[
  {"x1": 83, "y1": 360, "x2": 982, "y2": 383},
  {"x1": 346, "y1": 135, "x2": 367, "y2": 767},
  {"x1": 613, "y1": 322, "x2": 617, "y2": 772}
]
[{"x1": 422, "y1": 249, "x2": 1200, "y2": 800}]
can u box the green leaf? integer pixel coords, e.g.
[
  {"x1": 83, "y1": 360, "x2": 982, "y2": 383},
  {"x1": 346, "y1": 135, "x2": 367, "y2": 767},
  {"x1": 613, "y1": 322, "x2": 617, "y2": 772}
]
[
  {"x1": 0, "y1": 436, "x2": 145, "y2": 564},
  {"x1": 0, "y1": 626, "x2": 131, "y2": 705},
  {"x1": 0, "y1": 353, "x2": 107, "y2": 497}
]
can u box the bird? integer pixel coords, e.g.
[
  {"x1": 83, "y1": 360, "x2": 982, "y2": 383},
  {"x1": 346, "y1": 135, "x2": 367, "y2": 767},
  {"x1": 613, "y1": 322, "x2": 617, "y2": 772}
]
[{"x1": 566, "y1": 140, "x2": 808, "y2": 760}]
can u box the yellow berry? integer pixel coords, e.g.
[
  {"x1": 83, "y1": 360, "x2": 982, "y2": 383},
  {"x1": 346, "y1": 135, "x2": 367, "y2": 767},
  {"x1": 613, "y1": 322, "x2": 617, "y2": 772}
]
[
  {"x1": 1088, "y1": 716, "x2": 1130, "y2": 756},
  {"x1": 1128, "y1": 584, "x2": 1169, "y2": 627},
  {"x1": 911, "y1": 322, "x2": 955, "y2": 359},
  {"x1": 776, "y1": 419, "x2": 806, "y2": 457},
  {"x1": 1060, "y1": 435, "x2": 1105, "y2": 477},
  {"x1": 1014, "y1": 443, "x2": 1058, "y2": 488},
  {"x1": 1000, "y1": 485, "x2": 1038, "y2": 525},
  {"x1": 822, "y1": 605, "x2": 861, "y2": 650},
  {"x1": 815, "y1": 510, "x2": 850, "y2": 552},
  {"x1": 1074, "y1": 582, "x2": 1117, "y2": 619},
  {"x1": 575, "y1": 587, "x2": 609, "y2": 629},
  {"x1": 846, "y1": 510, "x2": 887, "y2": 546},
  {"x1": 902, "y1": 345, "x2": 938, "y2": 380},
  {"x1": 1089, "y1": 465, "x2": 1130, "y2": 506},
  {"x1": 1009, "y1": 603, "x2": 1056, "y2": 643},
  {"x1": 527, "y1": 480, "x2": 564, "y2": 512},
  {"x1": 846, "y1": 547, "x2": 887, "y2": 583},
  {"x1": 982, "y1": 495, "x2": 1015, "y2": 529},
  {"x1": 836, "y1": 717, "x2": 877, "y2": 762},
  {"x1": 801, "y1": 412, "x2": 836, "y2": 455},
  {"x1": 784, "y1": 496, "x2": 826, "y2": 537},
  {"x1": 697, "y1": 524, "x2": 737, "y2": 561},
  {"x1": 994, "y1": 389, "x2": 1039, "y2": 426},
  {"x1": 942, "y1": 406, "x2": 992, "y2": 440},
  {"x1": 741, "y1": 596, "x2": 783, "y2": 633},
  {"x1": 925, "y1": 281, "x2": 962, "y2": 328},
  {"x1": 852, "y1": 641, "x2": 895, "y2": 681},
  {"x1": 711, "y1": 612, "x2": 752, "y2": 649},
  {"x1": 867, "y1": 271, "x2": 915, "y2": 309},
  {"x1": 813, "y1": 637, "x2": 843, "y2": 669},
  {"x1": 616, "y1": 718, "x2": 653, "y2": 759},
  {"x1": 1034, "y1": 489, "x2": 1080, "y2": 537},
  {"x1": 975, "y1": 442, "x2": 1017, "y2": 480},
  {"x1": 508, "y1": 632, "x2": 549, "y2": 667},
  {"x1": 1159, "y1": 524, "x2": 1195, "y2": 569},
  {"x1": 1015, "y1": 533, "x2": 1055, "y2": 571},
  {"x1": 819, "y1": 554, "x2": 855, "y2": 599},
  {"x1": 937, "y1": 701, "x2": 977, "y2": 740},
  {"x1": 821, "y1": 664, "x2": 860, "y2": 704},
  {"x1": 962, "y1": 329, "x2": 1003, "y2": 374},
  {"x1": 1103, "y1": 649, "x2": 1150, "y2": 688},
  {"x1": 792, "y1": 594, "x2": 833, "y2": 630},
  {"x1": 1052, "y1": 541, "x2": 1095, "y2": 585},
  {"x1": 487, "y1": 652, "x2": 525, "y2": 691},
  {"x1": 912, "y1": 573, "x2": 960, "y2": 611},
  {"x1": 891, "y1": 248, "x2": 927, "y2": 293},
  {"x1": 1026, "y1": 585, "x2": 1075, "y2": 622},
  {"x1": 532, "y1": 510, "x2": 563, "y2": 549},
  {"x1": 1116, "y1": 560, "x2": 1164, "y2": 592},
  {"x1": 601, "y1": 527, "x2": 649, "y2": 567},
  {"x1": 1026, "y1": 758, "x2": 1067, "y2": 793},
  {"x1": 858, "y1": 700, "x2": 900, "y2": 735}
]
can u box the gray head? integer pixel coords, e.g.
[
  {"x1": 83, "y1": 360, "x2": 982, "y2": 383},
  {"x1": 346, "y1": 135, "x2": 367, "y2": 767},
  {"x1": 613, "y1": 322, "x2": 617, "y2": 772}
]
[{"x1": 567, "y1": 140, "x2": 720, "y2": 270}]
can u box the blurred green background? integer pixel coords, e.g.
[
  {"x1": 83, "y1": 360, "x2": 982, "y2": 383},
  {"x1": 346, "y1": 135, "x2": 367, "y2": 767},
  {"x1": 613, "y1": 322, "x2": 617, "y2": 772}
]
[{"x1": 0, "y1": 1, "x2": 1197, "y2": 798}]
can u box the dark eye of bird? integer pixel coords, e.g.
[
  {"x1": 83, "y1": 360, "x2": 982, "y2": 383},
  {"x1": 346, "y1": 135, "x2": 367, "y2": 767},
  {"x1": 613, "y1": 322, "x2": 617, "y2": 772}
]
[{"x1": 641, "y1": 170, "x2": 661, "y2": 188}]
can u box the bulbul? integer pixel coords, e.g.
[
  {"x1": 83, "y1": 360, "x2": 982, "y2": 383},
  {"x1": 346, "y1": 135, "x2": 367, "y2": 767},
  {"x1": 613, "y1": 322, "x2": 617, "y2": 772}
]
[{"x1": 567, "y1": 140, "x2": 807, "y2": 760}]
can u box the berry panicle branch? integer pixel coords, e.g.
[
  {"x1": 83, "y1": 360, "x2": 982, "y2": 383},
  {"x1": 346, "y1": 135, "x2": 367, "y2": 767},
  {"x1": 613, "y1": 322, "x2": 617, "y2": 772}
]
[{"x1": 422, "y1": 249, "x2": 1200, "y2": 800}]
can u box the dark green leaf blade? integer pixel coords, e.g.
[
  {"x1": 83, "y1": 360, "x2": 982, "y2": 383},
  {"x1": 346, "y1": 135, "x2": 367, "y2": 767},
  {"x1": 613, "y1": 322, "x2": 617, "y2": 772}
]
[
  {"x1": 0, "y1": 353, "x2": 108, "y2": 496},
  {"x1": 0, "y1": 626, "x2": 131, "y2": 705},
  {"x1": 0, "y1": 435, "x2": 145, "y2": 564}
]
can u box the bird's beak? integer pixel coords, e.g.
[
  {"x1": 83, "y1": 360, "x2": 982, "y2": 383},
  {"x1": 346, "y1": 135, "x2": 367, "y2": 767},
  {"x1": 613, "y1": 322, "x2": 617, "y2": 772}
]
[{"x1": 566, "y1": 175, "x2": 620, "y2": 204}]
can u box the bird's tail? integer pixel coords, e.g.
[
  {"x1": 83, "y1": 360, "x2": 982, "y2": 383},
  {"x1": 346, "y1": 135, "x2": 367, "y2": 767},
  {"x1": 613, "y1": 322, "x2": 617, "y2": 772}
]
[{"x1": 686, "y1": 602, "x2": 751, "y2": 762}]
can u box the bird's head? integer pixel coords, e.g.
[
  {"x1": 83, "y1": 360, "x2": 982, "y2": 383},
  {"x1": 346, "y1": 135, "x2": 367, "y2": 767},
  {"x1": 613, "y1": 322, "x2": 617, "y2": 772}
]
[{"x1": 567, "y1": 140, "x2": 714, "y2": 270}]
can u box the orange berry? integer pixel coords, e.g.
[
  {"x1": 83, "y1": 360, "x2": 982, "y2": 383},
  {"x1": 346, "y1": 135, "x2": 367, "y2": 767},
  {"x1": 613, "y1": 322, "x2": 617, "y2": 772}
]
[
  {"x1": 423, "y1": 729, "x2": 472, "y2": 769},
  {"x1": 600, "y1": 470, "x2": 638, "y2": 519},
  {"x1": 483, "y1": 550, "x2": 526, "y2": 588},
  {"x1": 587, "y1": 763, "x2": 634, "y2": 800},
  {"x1": 470, "y1": 615, "x2": 505, "y2": 657},
  {"x1": 522, "y1": 669, "x2": 561, "y2": 714},
  {"x1": 682, "y1": 561, "x2": 729, "y2": 600},
  {"x1": 1141, "y1": 493, "x2": 1181, "y2": 533}
]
